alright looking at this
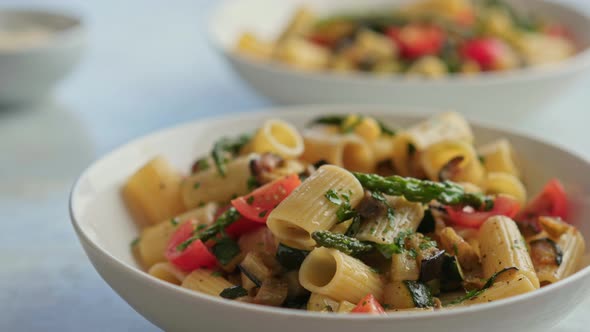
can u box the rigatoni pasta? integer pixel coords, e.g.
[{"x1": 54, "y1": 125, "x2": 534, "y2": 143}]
[
  {"x1": 267, "y1": 165, "x2": 364, "y2": 250},
  {"x1": 123, "y1": 113, "x2": 585, "y2": 314}
]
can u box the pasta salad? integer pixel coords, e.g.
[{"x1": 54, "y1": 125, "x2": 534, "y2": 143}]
[
  {"x1": 236, "y1": 0, "x2": 577, "y2": 77},
  {"x1": 124, "y1": 112, "x2": 585, "y2": 313}
]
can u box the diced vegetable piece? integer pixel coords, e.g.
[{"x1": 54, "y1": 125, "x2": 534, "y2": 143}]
[
  {"x1": 220, "y1": 285, "x2": 249, "y2": 299},
  {"x1": 122, "y1": 156, "x2": 185, "y2": 226},
  {"x1": 530, "y1": 238, "x2": 563, "y2": 266},
  {"x1": 518, "y1": 179, "x2": 568, "y2": 222},
  {"x1": 231, "y1": 174, "x2": 302, "y2": 223},
  {"x1": 351, "y1": 294, "x2": 385, "y2": 314},
  {"x1": 446, "y1": 195, "x2": 520, "y2": 228},
  {"x1": 165, "y1": 221, "x2": 217, "y2": 271},
  {"x1": 419, "y1": 250, "x2": 446, "y2": 282},
  {"x1": 386, "y1": 25, "x2": 445, "y2": 59},
  {"x1": 276, "y1": 243, "x2": 310, "y2": 271},
  {"x1": 254, "y1": 278, "x2": 289, "y2": 306},
  {"x1": 404, "y1": 281, "x2": 434, "y2": 308},
  {"x1": 441, "y1": 254, "x2": 465, "y2": 291},
  {"x1": 460, "y1": 37, "x2": 516, "y2": 71}
]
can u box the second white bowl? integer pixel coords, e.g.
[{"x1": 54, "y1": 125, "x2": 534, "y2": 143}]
[{"x1": 209, "y1": 0, "x2": 590, "y2": 114}]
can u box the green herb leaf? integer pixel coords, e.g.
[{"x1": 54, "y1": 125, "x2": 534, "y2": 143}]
[
  {"x1": 450, "y1": 267, "x2": 519, "y2": 304},
  {"x1": 193, "y1": 182, "x2": 201, "y2": 189},
  {"x1": 211, "y1": 134, "x2": 251, "y2": 177},
  {"x1": 247, "y1": 176, "x2": 259, "y2": 191},
  {"x1": 377, "y1": 120, "x2": 396, "y2": 136},
  {"x1": 177, "y1": 207, "x2": 241, "y2": 251},
  {"x1": 219, "y1": 286, "x2": 248, "y2": 299},
  {"x1": 212, "y1": 237, "x2": 241, "y2": 266},
  {"x1": 246, "y1": 196, "x2": 255, "y2": 205},
  {"x1": 130, "y1": 237, "x2": 140, "y2": 247},
  {"x1": 170, "y1": 218, "x2": 179, "y2": 226}
]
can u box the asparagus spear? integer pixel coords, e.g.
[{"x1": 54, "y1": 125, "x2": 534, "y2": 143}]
[
  {"x1": 311, "y1": 231, "x2": 374, "y2": 257},
  {"x1": 352, "y1": 173, "x2": 493, "y2": 209}
]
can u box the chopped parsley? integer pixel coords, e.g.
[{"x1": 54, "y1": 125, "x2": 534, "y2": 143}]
[
  {"x1": 246, "y1": 196, "x2": 255, "y2": 205},
  {"x1": 450, "y1": 267, "x2": 519, "y2": 304},
  {"x1": 258, "y1": 210, "x2": 267, "y2": 218},
  {"x1": 211, "y1": 271, "x2": 223, "y2": 277},
  {"x1": 170, "y1": 218, "x2": 179, "y2": 226},
  {"x1": 247, "y1": 176, "x2": 259, "y2": 191},
  {"x1": 177, "y1": 207, "x2": 241, "y2": 251},
  {"x1": 377, "y1": 120, "x2": 396, "y2": 136},
  {"x1": 193, "y1": 182, "x2": 201, "y2": 189},
  {"x1": 370, "y1": 191, "x2": 395, "y2": 225},
  {"x1": 212, "y1": 237, "x2": 241, "y2": 266},
  {"x1": 324, "y1": 189, "x2": 358, "y2": 223},
  {"x1": 130, "y1": 237, "x2": 140, "y2": 247},
  {"x1": 195, "y1": 158, "x2": 210, "y2": 171},
  {"x1": 211, "y1": 134, "x2": 251, "y2": 177}
]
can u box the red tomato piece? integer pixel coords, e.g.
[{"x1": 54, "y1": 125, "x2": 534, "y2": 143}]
[
  {"x1": 352, "y1": 294, "x2": 385, "y2": 314},
  {"x1": 460, "y1": 38, "x2": 509, "y2": 71},
  {"x1": 446, "y1": 195, "x2": 521, "y2": 228},
  {"x1": 231, "y1": 174, "x2": 301, "y2": 223},
  {"x1": 455, "y1": 9, "x2": 476, "y2": 27},
  {"x1": 543, "y1": 24, "x2": 573, "y2": 40},
  {"x1": 518, "y1": 179, "x2": 568, "y2": 222},
  {"x1": 165, "y1": 220, "x2": 217, "y2": 271},
  {"x1": 225, "y1": 217, "x2": 264, "y2": 238},
  {"x1": 386, "y1": 25, "x2": 445, "y2": 59}
]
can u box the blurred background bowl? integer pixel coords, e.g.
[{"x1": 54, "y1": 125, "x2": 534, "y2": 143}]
[
  {"x1": 209, "y1": 0, "x2": 590, "y2": 114},
  {"x1": 0, "y1": 9, "x2": 84, "y2": 106}
]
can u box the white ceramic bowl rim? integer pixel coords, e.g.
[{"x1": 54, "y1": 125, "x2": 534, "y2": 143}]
[
  {"x1": 0, "y1": 8, "x2": 84, "y2": 53},
  {"x1": 208, "y1": 0, "x2": 590, "y2": 86},
  {"x1": 70, "y1": 104, "x2": 590, "y2": 320}
]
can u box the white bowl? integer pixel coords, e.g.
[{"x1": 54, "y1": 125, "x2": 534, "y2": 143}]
[
  {"x1": 209, "y1": 0, "x2": 590, "y2": 113},
  {"x1": 0, "y1": 9, "x2": 84, "y2": 105},
  {"x1": 70, "y1": 105, "x2": 590, "y2": 332}
]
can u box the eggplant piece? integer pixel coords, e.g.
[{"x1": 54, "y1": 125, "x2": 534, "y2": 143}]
[
  {"x1": 238, "y1": 264, "x2": 262, "y2": 287},
  {"x1": 417, "y1": 209, "x2": 436, "y2": 234},
  {"x1": 442, "y1": 254, "x2": 465, "y2": 282},
  {"x1": 440, "y1": 254, "x2": 465, "y2": 291},
  {"x1": 275, "y1": 243, "x2": 310, "y2": 271},
  {"x1": 530, "y1": 238, "x2": 563, "y2": 266},
  {"x1": 403, "y1": 280, "x2": 434, "y2": 308},
  {"x1": 419, "y1": 250, "x2": 446, "y2": 282}
]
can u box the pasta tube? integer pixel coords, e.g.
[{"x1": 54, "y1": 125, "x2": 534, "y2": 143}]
[
  {"x1": 483, "y1": 172, "x2": 527, "y2": 205},
  {"x1": 242, "y1": 119, "x2": 304, "y2": 159},
  {"x1": 357, "y1": 196, "x2": 424, "y2": 244},
  {"x1": 181, "y1": 154, "x2": 256, "y2": 208},
  {"x1": 301, "y1": 127, "x2": 376, "y2": 173},
  {"x1": 181, "y1": 269, "x2": 234, "y2": 297},
  {"x1": 299, "y1": 247, "x2": 383, "y2": 303},
  {"x1": 307, "y1": 293, "x2": 340, "y2": 312},
  {"x1": 420, "y1": 139, "x2": 485, "y2": 185},
  {"x1": 479, "y1": 216, "x2": 540, "y2": 288},
  {"x1": 267, "y1": 165, "x2": 364, "y2": 249},
  {"x1": 477, "y1": 139, "x2": 519, "y2": 177},
  {"x1": 148, "y1": 262, "x2": 187, "y2": 285},
  {"x1": 392, "y1": 112, "x2": 473, "y2": 176},
  {"x1": 122, "y1": 156, "x2": 186, "y2": 226},
  {"x1": 462, "y1": 272, "x2": 536, "y2": 305}
]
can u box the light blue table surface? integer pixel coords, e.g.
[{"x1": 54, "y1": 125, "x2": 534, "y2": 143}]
[{"x1": 1, "y1": 0, "x2": 590, "y2": 331}]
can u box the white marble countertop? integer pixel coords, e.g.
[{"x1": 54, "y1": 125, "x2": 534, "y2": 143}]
[{"x1": 1, "y1": 0, "x2": 589, "y2": 331}]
